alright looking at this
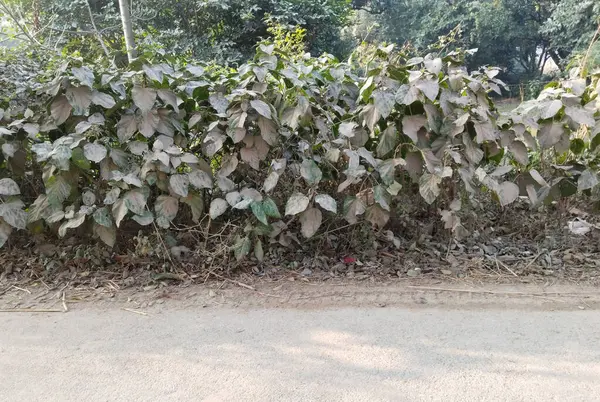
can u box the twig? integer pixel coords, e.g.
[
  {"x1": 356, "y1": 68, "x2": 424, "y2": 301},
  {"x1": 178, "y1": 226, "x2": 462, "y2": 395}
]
[
  {"x1": 11, "y1": 285, "x2": 31, "y2": 294},
  {"x1": 122, "y1": 308, "x2": 148, "y2": 316},
  {"x1": 210, "y1": 271, "x2": 255, "y2": 291},
  {"x1": 0, "y1": 309, "x2": 64, "y2": 313},
  {"x1": 407, "y1": 286, "x2": 580, "y2": 297},
  {"x1": 86, "y1": 0, "x2": 117, "y2": 68},
  {"x1": 62, "y1": 291, "x2": 68, "y2": 312},
  {"x1": 494, "y1": 257, "x2": 518, "y2": 277},
  {"x1": 523, "y1": 251, "x2": 544, "y2": 270}
]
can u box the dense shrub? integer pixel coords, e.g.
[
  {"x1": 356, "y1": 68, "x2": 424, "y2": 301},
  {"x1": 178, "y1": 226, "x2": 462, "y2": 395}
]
[{"x1": 0, "y1": 42, "x2": 598, "y2": 261}]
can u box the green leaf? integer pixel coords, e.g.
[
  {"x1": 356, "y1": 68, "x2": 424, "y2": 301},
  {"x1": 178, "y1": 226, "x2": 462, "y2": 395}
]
[
  {"x1": 377, "y1": 124, "x2": 398, "y2": 157},
  {"x1": 251, "y1": 201, "x2": 268, "y2": 225},
  {"x1": 132, "y1": 211, "x2": 154, "y2": 226},
  {"x1": 169, "y1": 174, "x2": 190, "y2": 197},
  {"x1": 570, "y1": 138, "x2": 586, "y2": 155},
  {"x1": 373, "y1": 185, "x2": 391, "y2": 211},
  {"x1": 124, "y1": 190, "x2": 147, "y2": 216},
  {"x1": 233, "y1": 235, "x2": 251, "y2": 261},
  {"x1": 93, "y1": 207, "x2": 113, "y2": 228},
  {"x1": 300, "y1": 159, "x2": 322, "y2": 186},
  {"x1": 262, "y1": 197, "x2": 281, "y2": 218}
]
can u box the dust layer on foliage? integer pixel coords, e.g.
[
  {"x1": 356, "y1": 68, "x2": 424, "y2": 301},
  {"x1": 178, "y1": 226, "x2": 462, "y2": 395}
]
[{"x1": 0, "y1": 39, "x2": 600, "y2": 273}]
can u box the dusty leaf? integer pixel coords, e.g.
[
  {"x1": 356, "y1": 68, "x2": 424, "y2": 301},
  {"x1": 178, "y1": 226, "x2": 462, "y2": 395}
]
[
  {"x1": 300, "y1": 159, "x2": 322, "y2": 185},
  {"x1": 209, "y1": 198, "x2": 228, "y2": 219},
  {"x1": 315, "y1": 194, "x2": 337, "y2": 213},
  {"x1": 496, "y1": 181, "x2": 519, "y2": 207},
  {"x1": 83, "y1": 143, "x2": 107, "y2": 163},
  {"x1": 189, "y1": 170, "x2": 212, "y2": 189},
  {"x1": 578, "y1": 169, "x2": 599, "y2": 191},
  {"x1": 299, "y1": 208, "x2": 322, "y2": 238},
  {"x1": 233, "y1": 235, "x2": 251, "y2": 261},
  {"x1": 65, "y1": 86, "x2": 92, "y2": 115},
  {"x1": 402, "y1": 115, "x2": 426, "y2": 143},
  {"x1": 377, "y1": 124, "x2": 398, "y2": 157},
  {"x1": 263, "y1": 172, "x2": 279, "y2": 193},
  {"x1": 51, "y1": 95, "x2": 73, "y2": 125},
  {"x1": 251, "y1": 201, "x2": 268, "y2": 225},
  {"x1": 538, "y1": 122, "x2": 563, "y2": 149},
  {"x1": 241, "y1": 146, "x2": 260, "y2": 170},
  {"x1": 170, "y1": 174, "x2": 189, "y2": 197},
  {"x1": 0, "y1": 178, "x2": 20, "y2": 196},
  {"x1": 251, "y1": 99, "x2": 272, "y2": 119},
  {"x1": 365, "y1": 205, "x2": 390, "y2": 228},
  {"x1": 509, "y1": 140, "x2": 528, "y2": 165},
  {"x1": 94, "y1": 223, "x2": 116, "y2": 247},
  {"x1": 372, "y1": 90, "x2": 395, "y2": 118},
  {"x1": 262, "y1": 198, "x2": 281, "y2": 218},
  {"x1": 132, "y1": 86, "x2": 157, "y2": 113},
  {"x1": 419, "y1": 173, "x2": 441, "y2": 204},
  {"x1": 285, "y1": 193, "x2": 310, "y2": 216},
  {"x1": 91, "y1": 91, "x2": 116, "y2": 108},
  {"x1": 155, "y1": 195, "x2": 179, "y2": 228},
  {"x1": 124, "y1": 190, "x2": 147, "y2": 215},
  {"x1": 132, "y1": 211, "x2": 154, "y2": 226}
]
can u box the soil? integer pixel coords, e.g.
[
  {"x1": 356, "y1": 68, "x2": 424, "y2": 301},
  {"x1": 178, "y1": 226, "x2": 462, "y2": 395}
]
[{"x1": 1, "y1": 199, "x2": 600, "y2": 311}]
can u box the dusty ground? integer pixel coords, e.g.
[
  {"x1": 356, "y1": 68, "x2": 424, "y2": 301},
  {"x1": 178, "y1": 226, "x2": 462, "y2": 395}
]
[{"x1": 2, "y1": 277, "x2": 599, "y2": 313}]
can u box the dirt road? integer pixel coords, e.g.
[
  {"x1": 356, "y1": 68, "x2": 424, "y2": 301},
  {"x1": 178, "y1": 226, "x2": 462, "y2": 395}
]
[{"x1": 1, "y1": 283, "x2": 600, "y2": 401}]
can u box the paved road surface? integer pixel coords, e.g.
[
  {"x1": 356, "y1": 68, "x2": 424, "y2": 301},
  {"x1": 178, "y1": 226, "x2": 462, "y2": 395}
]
[{"x1": 2, "y1": 307, "x2": 600, "y2": 401}]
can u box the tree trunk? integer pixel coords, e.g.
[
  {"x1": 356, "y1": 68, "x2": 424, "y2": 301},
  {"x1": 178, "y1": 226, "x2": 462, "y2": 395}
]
[{"x1": 118, "y1": 0, "x2": 137, "y2": 63}]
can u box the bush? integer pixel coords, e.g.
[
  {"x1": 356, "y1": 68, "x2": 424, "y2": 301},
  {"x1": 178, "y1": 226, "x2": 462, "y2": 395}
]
[{"x1": 0, "y1": 40, "x2": 598, "y2": 261}]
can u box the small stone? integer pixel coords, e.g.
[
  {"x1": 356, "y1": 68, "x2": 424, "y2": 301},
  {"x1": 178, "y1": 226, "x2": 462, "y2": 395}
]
[
  {"x1": 481, "y1": 244, "x2": 498, "y2": 255},
  {"x1": 406, "y1": 269, "x2": 420, "y2": 277},
  {"x1": 441, "y1": 269, "x2": 453, "y2": 275},
  {"x1": 208, "y1": 289, "x2": 217, "y2": 298},
  {"x1": 301, "y1": 268, "x2": 312, "y2": 276}
]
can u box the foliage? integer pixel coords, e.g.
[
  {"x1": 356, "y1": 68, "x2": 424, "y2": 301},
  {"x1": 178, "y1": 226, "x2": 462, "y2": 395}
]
[
  {"x1": 1, "y1": 36, "x2": 599, "y2": 262},
  {"x1": 3, "y1": 0, "x2": 354, "y2": 64}
]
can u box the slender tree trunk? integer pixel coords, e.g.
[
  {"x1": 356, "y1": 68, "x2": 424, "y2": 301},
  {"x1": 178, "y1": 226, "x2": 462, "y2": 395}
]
[{"x1": 118, "y1": 0, "x2": 137, "y2": 63}]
